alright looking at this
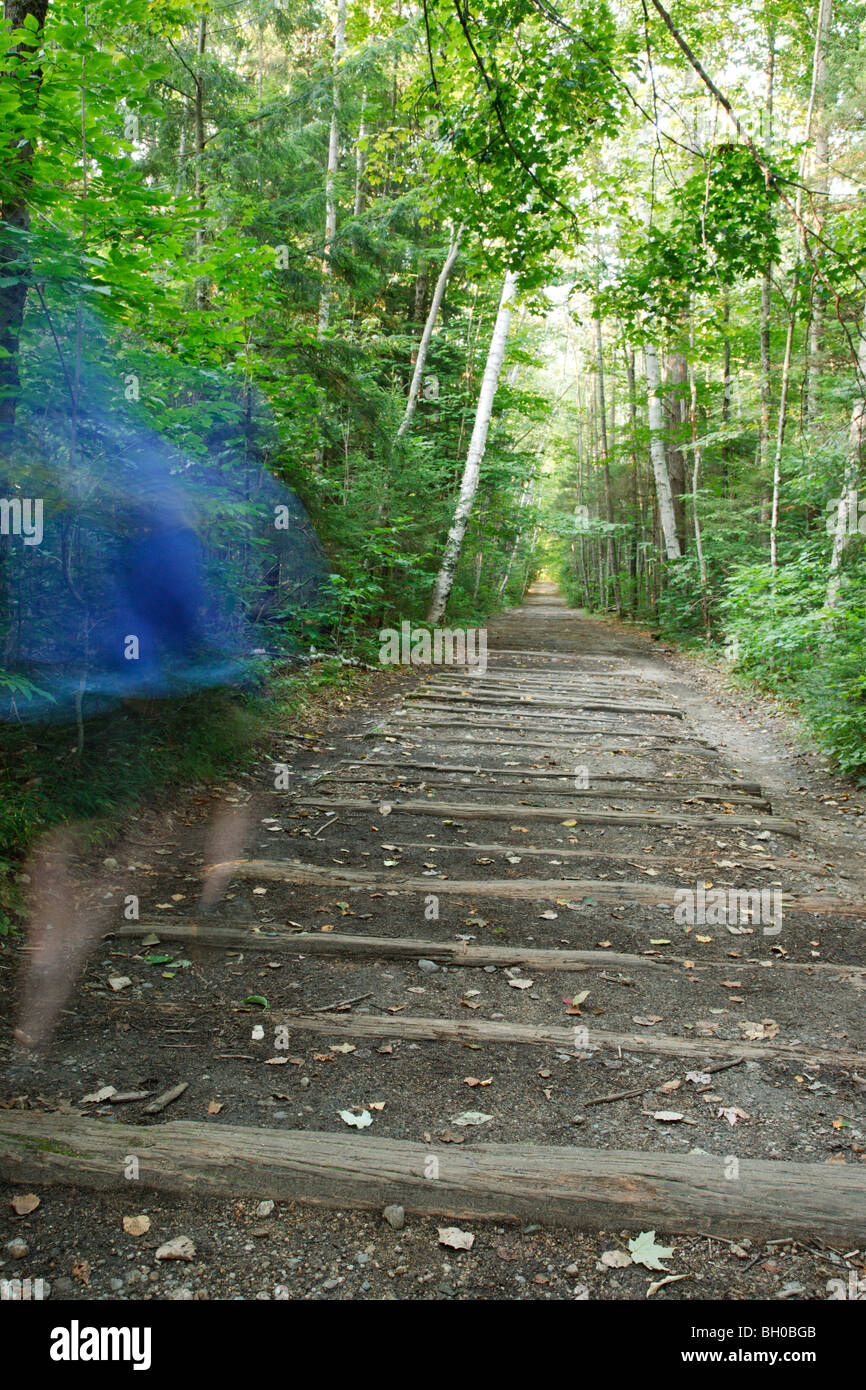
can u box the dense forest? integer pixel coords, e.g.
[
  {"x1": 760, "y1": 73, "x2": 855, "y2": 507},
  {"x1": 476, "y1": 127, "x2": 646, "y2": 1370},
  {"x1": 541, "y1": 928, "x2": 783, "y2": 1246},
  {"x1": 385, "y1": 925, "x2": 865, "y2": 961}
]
[{"x1": 2, "y1": 0, "x2": 866, "y2": 917}]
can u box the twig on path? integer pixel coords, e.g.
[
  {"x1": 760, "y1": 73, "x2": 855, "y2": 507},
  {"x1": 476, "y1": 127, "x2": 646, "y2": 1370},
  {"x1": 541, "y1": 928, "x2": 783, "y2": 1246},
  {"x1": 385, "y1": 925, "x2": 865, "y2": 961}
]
[
  {"x1": 311, "y1": 816, "x2": 338, "y2": 838},
  {"x1": 144, "y1": 1081, "x2": 189, "y2": 1114},
  {"x1": 311, "y1": 992, "x2": 373, "y2": 1013},
  {"x1": 582, "y1": 1056, "x2": 746, "y2": 1109}
]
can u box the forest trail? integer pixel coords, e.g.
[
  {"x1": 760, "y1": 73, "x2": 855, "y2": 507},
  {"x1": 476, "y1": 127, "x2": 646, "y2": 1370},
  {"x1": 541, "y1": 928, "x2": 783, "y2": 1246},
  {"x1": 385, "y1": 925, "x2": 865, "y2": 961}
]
[{"x1": 2, "y1": 585, "x2": 866, "y2": 1299}]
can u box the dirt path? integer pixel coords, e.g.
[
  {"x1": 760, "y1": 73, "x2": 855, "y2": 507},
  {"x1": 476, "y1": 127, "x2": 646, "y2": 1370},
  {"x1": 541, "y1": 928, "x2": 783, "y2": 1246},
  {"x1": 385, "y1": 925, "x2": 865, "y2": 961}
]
[{"x1": 1, "y1": 585, "x2": 864, "y2": 1303}]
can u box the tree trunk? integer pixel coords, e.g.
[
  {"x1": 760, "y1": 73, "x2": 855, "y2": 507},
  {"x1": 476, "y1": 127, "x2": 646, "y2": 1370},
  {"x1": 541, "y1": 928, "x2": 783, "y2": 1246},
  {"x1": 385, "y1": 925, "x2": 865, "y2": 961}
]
[
  {"x1": 0, "y1": 0, "x2": 51, "y2": 435},
  {"x1": 688, "y1": 318, "x2": 711, "y2": 637},
  {"x1": 626, "y1": 346, "x2": 640, "y2": 616},
  {"x1": 758, "y1": 29, "x2": 775, "y2": 494},
  {"x1": 318, "y1": 0, "x2": 348, "y2": 337},
  {"x1": 595, "y1": 315, "x2": 619, "y2": 611},
  {"x1": 665, "y1": 339, "x2": 688, "y2": 552},
  {"x1": 353, "y1": 90, "x2": 367, "y2": 218},
  {"x1": 427, "y1": 270, "x2": 517, "y2": 622},
  {"x1": 396, "y1": 225, "x2": 463, "y2": 440},
  {"x1": 721, "y1": 293, "x2": 732, "y2": 495},
  {"x1": 825, "y1": 299, "x2": 866, "y2": 612},
  {"x1": 194, "y1": 12, "x2": 207, "y2": 311},
  {"x1": 644, "y1": 342, "x2": 682, "y2": 560},
  {"x1": 806, "y1": 0, "x2": 833, "y2": 423}
]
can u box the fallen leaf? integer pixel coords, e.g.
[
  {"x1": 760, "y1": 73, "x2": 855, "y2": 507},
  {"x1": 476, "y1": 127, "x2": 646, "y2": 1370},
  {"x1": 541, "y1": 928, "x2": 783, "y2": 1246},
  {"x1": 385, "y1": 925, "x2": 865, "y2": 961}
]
[
  {"x1": 82, "y1": 1085, "x2": 117, "y2": 1104},
  {"x1": 207, "y1": 1100, "x2": 224, "y2": 1115},
  {"x1": 339, "y1": 1109, "x2": 372, "y2": 1128},
  {"x1": 438, "y1": 1227, "x2": 474, "y2": 1250},
  {"x1": 717, "y1": 1106, "x2": 750, "y2": 1126},
  {"x1": 652, "y1": 1111, "x2": 685, "y2": 1123},
  {"x1": 628, "y1": 1230, "x2": 674, "y2": 1272},
  {"x1": 123, "y1": 1215, "x2": 151, "y2": 1237},
  {"x1": 647, "y1": 1273, "x2": 692, "y2": 1298},
  {"x1": 600, "y1": 1248, "x2": 632, "y2": 1268},
  {"x1": 739, "y1": 1019, "x2": 779, "y2": 1041},
  {"x1": 451, "y1": 1110, "x2": 492, "y2": 1126},
  {"x1": 11, "y1": 1193, "x2": 39, "y2": 1215}
]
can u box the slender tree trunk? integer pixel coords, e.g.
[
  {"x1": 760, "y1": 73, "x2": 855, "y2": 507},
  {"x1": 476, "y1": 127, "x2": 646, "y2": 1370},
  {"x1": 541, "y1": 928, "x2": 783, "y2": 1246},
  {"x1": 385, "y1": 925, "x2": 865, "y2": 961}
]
[
  {"x1": 0, "y1": 0, "x2": 51, "y2": 434},
  {"x1": 758, "y1": 29, "x2": 775, "y2": 494},
  {"x1": 318, "y1": 0, "x2": 348, "y2": 337},
  {"x1": 626, "y1": 346, "x2": 640, "y2": 615},
  {"x1": 769, "y1": 296, "x2": 797, "y2": 573},
  {"x1": 353, "y1": 90, "x2": 367, "y2": 217},
  {"x1": 194, "y1": 12, "x2": 208, "y2": 310},
  {"x1": 644, "y1": 341, "x2": 681, "y2": 560},
  {"x1": 396, "y1": 224, "x2": 463, "y2": 440},
  {"x1": 806, "y1": 0, "x2": 832, "y2": 423},
  {"x1": 721, "y1": 293, "x2": 732, "y2": 495},
  {"x1": 594, "y1": 315, "x2": 618, "y2": 611},
  {"x1": 769, "y1": 4, "x2": 826, "y2": 571},
  {"x1": 427, "y1": 270, "x2": 517, "y2": 622},
  {"x1": 688, "y1": 318, "x2": 710, "y2": 637},
  {"x1": 665, "y1": 336, "x2": 689, "y2": 551},
  {"x1": 826, "y1": 299, "x2": 866, "y2": 612}
]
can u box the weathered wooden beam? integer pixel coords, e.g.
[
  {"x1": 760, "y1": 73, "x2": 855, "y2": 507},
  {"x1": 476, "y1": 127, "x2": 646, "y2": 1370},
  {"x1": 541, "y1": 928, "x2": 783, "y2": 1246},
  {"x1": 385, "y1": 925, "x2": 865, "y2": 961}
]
[
  {"x1": 275, "y1": 1010, "x2": 866, "y2": 1070},
  {"x1": 384, "y1": 718, "x2": 712, "y2": 744},
  {"x1": 408, "y1": 689, "x2": 684, "y2": 717},
  {"x1": 294, "y1": 796, "x2": 801, "y2": 836},
  {"x1": 114, "y1": 923, "x2": 866, "y2": 982},
  {"x1": 198, "y1": 857, "x2": 861, "y2": 917},
  {"x1": 318, "y1": 771, "x2": 769, "y2": 809},
  {"x1": 114, "y1": 924, "x2": 661, "y2": 972},
  {"x1": 1, "y1": 1113, "x2": 863, "y2": 1240},
  {"x1": 353, "y1": 761, "x2": 764, "y2": 795},
  {"x1": 405, "y1": 695, "x2": 684, "y2": 719}
]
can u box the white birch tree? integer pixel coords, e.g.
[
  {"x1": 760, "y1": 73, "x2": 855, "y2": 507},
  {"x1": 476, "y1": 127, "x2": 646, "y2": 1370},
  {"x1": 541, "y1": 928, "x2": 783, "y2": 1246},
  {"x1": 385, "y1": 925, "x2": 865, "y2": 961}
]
[
  {"x1": 318, "y1": 0, "x2": 348, "y2": 337},
  {"x1": 396, "y1": 224, "x2": 464, "y2": 440},
  {"x1": 427, "y1": 269, "x2": 517, "y2": 622}
]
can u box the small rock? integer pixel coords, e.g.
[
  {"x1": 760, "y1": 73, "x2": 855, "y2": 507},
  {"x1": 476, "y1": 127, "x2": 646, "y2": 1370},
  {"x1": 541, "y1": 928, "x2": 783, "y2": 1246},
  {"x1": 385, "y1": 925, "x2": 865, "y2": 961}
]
[
  {"x1": 383, "y1": 1205, "x2": 405, "y2": 1231},
  {"x1": 109, "y1": 1277, "x2": 124, "y2": 1292},
  {"x1": 418, "y1": 959, "x2": 439, "y2": 973},
  {"x1": 170, "y1": 1287, "x2": 195, "y2": 1300},
  {"x1": 483, "y1": 965, "x2": 496, "y2": 973},
  {"x1": 6, "y1": 1238, "x2": 29, "y2": 1260},
  {"x1": 256, "y1": 1200, "x2": 275, "y2": 1218},
  {"x1": 155, "y1": 1236, "x2": 195, "y2": 1261},
  {"x1": 53, "y1": 1276, "x2": 74, "y2": 1296}
]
